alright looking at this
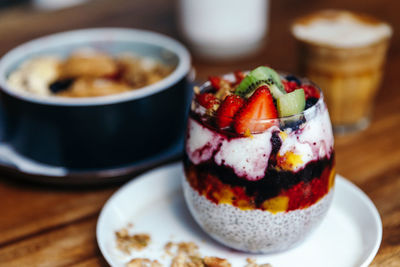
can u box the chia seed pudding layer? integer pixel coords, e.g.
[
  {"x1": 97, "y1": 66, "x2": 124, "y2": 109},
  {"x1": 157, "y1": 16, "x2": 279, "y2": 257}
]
[{"x1": 183, "y1": 177, "x2": 334, "y2": 253}]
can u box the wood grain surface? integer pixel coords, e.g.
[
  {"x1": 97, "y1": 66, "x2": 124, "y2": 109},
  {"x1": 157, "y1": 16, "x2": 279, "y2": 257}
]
[{"x1": 0, "y1": 0, "x2": 399, "y2": 266}]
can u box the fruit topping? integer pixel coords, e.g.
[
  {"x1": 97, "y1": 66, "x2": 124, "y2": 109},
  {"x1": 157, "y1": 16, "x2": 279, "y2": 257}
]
[
  {"x1": 305, "y1": 97, "x2": 319, "y2": 109},
  {"x1": 235, "y1": 66, "x2": 286, "y2": 99},
  {"x1": 234, "y1": 70, "x2": 246, "y2": 84},
  {"x1": 194, "y1": 67, "x2": 320, "y2": 134},
  {"x1": 196, "y1": 93, "x2": 220, "y2": 109},
  {"x1": 283, "y1": 77, "x2": 320, "y2": 101},
  {"x1": 268, "y1": 82, "x2": 286, "y2": 100},
  {"x1": 283, "y1": 80, "x2": 299, "y2": 93},
  {"x1": 303, "y1": 84, "x2": 320, "y2": 99},
  {"x1": 284, "y1": 75, "x2": 301, "y2": 85},
  {"x1": 233, "y1": 86, "x2": 278, "y2": 134},
  {"x1": 215, "y1": 79, "x2": 233, "y2": 100},
  {"x1": 280, "y1": 115, "x2": 306, "y2": 131},
  {"x1": 216, "y1": 95, "x2": 245, "y2": 129},
  {"x1": 209, "y1": 76, "x2": 222, "y2": 90},
  {"x1": 277, "y1": 89, "x2": 306, "y2": 117}
]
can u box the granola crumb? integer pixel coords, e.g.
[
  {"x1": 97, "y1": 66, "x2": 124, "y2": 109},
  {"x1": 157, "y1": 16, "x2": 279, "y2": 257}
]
[
  {"x1": 245, "y1": 258, "x2": 272, "y2": 267},
  {"x1": 193, "y1": 86, "x2": 201, "y2": 95},
  {"x1": 166, "y1": 241, "x2": 231, "y2": 267},
  {"x1": 126, "y1": 258, "x2": 162, "y2": 267},
  {"x1": 117, "y1": 231, "x2": 234, "y2": 267},
  {"x1": 215, "y1": 79, "x2": 233, "y2": 100},
  {"x1": 203, "y1": 257, "x2": 231, "y2": 267},
  {"x1": 164, "y1": 241, "x2": 175, "y2": 256},
  {"x1": 177, "y1": 242, "x2": 199, "y2": 256},
  {"x1": 115, "y1": 228, "x2": 150, "y2": 254},
  {"x1": 165, "y1": 241, "x2": 200, "y2": 257},
  {"x1": 168, "y1": 241, "x2": 202, "y2": 267},
  {"x1": 171, "y1": 253, "x2": 187, "y2": 267}
]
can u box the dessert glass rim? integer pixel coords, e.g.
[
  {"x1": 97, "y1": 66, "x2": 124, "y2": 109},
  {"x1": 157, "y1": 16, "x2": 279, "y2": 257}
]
[
  {"x1": 192, "y1": 71, "x2": 324, "y2": 124},
  {"x1": 290, "y1": 9, "x2": 393, "y2": 49},
  {"x1": 0, "y1": 28, "x2": 191, "y2": 107}
]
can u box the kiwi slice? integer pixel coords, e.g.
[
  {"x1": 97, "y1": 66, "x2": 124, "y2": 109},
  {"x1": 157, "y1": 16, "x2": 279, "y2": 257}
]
[
  {"x1": 268, "y1": 83, "x2": 286, "y2": 99},
  {"x1": 235, "y1": 66, "x2": 286, "y2": 99},
  {"x1": 277, "y1": 89, "x2": 305, "y2": 117}
]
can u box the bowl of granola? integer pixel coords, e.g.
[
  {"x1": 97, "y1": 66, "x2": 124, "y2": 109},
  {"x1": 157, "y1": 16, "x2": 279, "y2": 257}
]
[{"x1": 0, "y1": 28, "x2": 191, "y2": 169}]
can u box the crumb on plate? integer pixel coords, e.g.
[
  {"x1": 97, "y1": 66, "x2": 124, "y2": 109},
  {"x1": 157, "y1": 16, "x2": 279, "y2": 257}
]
[
  {"x1": 115, "y1": 228, "x2": 150, "y2": 254},
  {"x1": 127, "y1": 258, "x2": 162, "y2": 267},
  {"x1": 245, "y1": 258, "x2": 272, "y2": 267}
]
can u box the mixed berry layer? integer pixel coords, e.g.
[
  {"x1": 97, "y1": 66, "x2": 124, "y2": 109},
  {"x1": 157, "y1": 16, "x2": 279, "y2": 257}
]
[
  {"x1": 184, "y1": 67, "x2": 335, "y2": 213},
  {"x1": 184, "y1": 152, "x2": 334, "y2": 213}
]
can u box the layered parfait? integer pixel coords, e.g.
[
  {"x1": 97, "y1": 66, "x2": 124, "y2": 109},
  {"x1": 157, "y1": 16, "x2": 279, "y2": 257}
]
[{"x1": 183, "y1": 66, "x2": 335, "y2": 253}]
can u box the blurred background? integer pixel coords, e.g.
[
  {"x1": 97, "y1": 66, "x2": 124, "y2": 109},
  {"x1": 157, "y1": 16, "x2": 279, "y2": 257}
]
[
  {"x1": 0, "y1": 1, "x2": 399, "y2": 266},
  {"x1": 0, "y1": 0, "x2": 396, "y2": 80}
]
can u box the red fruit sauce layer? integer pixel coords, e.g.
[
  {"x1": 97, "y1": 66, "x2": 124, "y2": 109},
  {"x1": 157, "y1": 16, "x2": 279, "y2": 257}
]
[{"x1": 183, "y1": 152, "x2": 335, "y2": 213}]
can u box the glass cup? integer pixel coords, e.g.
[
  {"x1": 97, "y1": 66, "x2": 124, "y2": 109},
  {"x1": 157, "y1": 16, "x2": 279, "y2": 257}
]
[
  {"x1": 182, "y1": 72, "x2": 335, "y2": 253},
  {"x1": 177, "y1": 0, "x2": 269, "y2": 60},
  {"x1": 291, "y1": 10, "x2": 392, "y2": 134}
]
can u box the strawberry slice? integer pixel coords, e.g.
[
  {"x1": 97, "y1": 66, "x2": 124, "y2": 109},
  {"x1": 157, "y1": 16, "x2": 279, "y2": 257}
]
[
  {"x1": 283, "y1": 80, "x2": 298, "y2": 93},
  {"x1": 302, "y1": 84, "x2": 320, "y2": 99},
  {"x1": 216, "y1": 95, "x2": 245, "y2": 129},
  {"x1": 196, "y1": 93, "x2": 219, "y2": 109},
  {"x1": 209, "y1": 76, "x2": 222, "y2": 89},
  {"x1": 234, "y1": 86, "x2": 278, "y2": 134}
]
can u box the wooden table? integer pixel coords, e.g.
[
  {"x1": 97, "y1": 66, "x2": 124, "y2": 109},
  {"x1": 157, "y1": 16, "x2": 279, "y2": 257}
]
[{"x1": 0, "y1": 0, "x2": 399, "y2": 266}]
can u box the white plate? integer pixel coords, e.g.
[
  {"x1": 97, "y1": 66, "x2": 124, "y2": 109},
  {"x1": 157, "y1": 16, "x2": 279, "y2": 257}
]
[{"x1": 97, "y1": 162, "x2": 382, "y2": 267}]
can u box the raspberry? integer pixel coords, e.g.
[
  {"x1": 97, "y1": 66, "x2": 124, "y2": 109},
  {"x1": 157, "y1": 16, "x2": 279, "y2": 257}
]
[
  {"x1": 303, "y1": 85, "x2": 320, "y2": 99},
  {"x1": 283, "y1": 80, "x2": 299, "y2": 93}
]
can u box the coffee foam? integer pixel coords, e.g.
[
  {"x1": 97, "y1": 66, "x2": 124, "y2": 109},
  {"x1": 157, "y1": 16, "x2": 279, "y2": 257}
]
[{"x1": 292, "y1": 11, "x2": 392, "y2": 47}]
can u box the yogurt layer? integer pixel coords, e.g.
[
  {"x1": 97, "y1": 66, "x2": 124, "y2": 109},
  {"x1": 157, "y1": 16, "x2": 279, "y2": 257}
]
[
  {"x1": 186, "y1": 118, "x2": 276, "y2": 180},
  {"x1": 185, "y1": 119, "x2": 224, "y2": 165},
  {"x1": 186, "y1": 100, "x2": 334, "y2": 180},
  {"x1": 214, "y1": 127, "x2": 276, "y2": 180},
  {"x1": 278, "y1": 102, "x2": 333, "y2": 171}
]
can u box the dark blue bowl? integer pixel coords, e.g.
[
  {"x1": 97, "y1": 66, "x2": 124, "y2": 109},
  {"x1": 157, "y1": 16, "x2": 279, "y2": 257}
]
[{"x1": 0, "y1": 28, "x2": 191, "y2": 169}]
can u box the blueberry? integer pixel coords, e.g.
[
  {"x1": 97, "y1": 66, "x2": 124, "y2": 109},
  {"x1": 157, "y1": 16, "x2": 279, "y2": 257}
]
[
  {"x1": 280, "y1": 116, "x2": 306, "y2": 131},
  {"x1": 49, "y1": 78, "x2": 74, "y2": 93},
  {"x1": 305, "y1": 97, "x2": 319, "y2": 109},
  {"x1": 270, "y1": 131, "x2": 282, "y2": 155},
  {"x1": 285, "y1": 75, "x2": 301, "y2": 85}
]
